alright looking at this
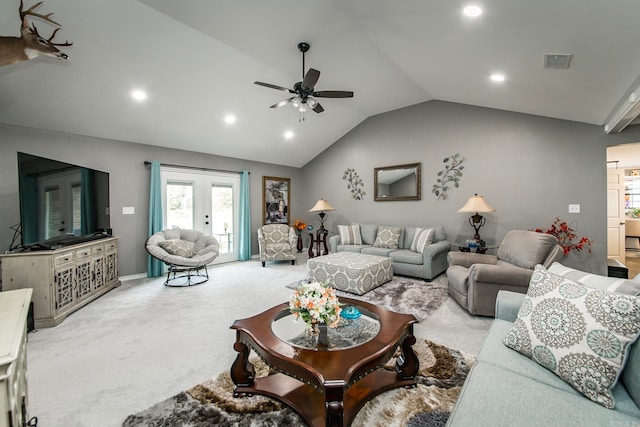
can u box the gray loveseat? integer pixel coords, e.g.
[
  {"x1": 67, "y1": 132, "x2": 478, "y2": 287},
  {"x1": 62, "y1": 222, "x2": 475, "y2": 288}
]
[
  {"x1": 447, "y1": 267, "x2": 640, "y2": 426},
  {"x1": 328, "y1": 223, "x2": 450, "y2": 280}
]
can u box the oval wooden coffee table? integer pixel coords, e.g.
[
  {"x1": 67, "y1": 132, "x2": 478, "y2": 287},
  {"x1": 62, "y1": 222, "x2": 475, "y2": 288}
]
[{"x1": 230, "y1": 297, "x2": 419, "y2": 427}]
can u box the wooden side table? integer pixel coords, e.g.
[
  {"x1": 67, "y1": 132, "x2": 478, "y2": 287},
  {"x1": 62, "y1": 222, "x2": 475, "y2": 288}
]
[
  {"x1": 454, "y1": 242, "x2": 499, "y2": 255},
  {"x1": 308, "y1": 230, "x2": 329, "y2": 258}
]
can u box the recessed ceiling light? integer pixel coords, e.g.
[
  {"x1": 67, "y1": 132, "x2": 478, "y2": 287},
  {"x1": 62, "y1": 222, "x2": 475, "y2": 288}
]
[
  {"x1": 224, "y1": 114, "x2": 236, "y2": 124},
  {"x1": 490, "y1": 73, "x2": 506, "y2": 82},
  {"x1": 463, "y1": 5, "x2": 482, "y2": 17},
  {"x1": 284, "y1": 130, "x2": 294, "y2": 140},
  {"x1": 131, "y1": 90, "x2": 147, "y2": 101}
]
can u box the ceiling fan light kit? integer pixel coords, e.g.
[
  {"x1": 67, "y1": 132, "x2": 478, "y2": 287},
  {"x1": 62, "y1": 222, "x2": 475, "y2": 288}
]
[{"x1": 254, "y1": 42, "x2": 353, "y2": 121}]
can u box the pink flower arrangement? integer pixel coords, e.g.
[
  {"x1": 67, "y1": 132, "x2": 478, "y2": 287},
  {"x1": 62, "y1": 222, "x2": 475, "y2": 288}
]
[{"x1": 289, "y1": 281, "x2": 342, "y2": 328}]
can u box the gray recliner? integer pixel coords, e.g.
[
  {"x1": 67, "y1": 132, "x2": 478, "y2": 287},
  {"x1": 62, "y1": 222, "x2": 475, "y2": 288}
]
[
  {"x1": 146, "y1": 228, "x2": 220, "y2": 286},
  {"x1": 446, "y1": 230, "x2": 563, "y2": 316}
]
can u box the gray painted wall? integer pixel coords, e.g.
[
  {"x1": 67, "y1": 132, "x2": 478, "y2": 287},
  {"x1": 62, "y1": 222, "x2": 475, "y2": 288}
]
[
  {"x1": 0, "y1": 124, "x2": 302, "y2": 276},
  {"x1": 299, "y1": 101, "x2": 640, "y2": 274},
  {"x1": 2, "y1": 100, "x2": 640, "y2": 277}
]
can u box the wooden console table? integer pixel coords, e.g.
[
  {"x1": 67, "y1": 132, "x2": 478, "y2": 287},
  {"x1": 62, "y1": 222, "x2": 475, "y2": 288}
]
[{"x1": 0, "y1": 237, "x2": 120, "y2": 328}]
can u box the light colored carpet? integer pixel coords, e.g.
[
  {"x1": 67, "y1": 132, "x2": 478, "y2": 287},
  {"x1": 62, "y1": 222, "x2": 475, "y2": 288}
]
[
  {"x1": 123, "y1": 339, "x2": 476, "y2": 427},
  {"x1": 25, "y1": 253, "x2": 492, "y2": 427}
]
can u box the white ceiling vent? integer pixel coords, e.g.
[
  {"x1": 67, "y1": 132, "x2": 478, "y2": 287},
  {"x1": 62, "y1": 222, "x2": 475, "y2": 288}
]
[{"x1": 543, "y1": 53, "x2": 572, "y2": 69}]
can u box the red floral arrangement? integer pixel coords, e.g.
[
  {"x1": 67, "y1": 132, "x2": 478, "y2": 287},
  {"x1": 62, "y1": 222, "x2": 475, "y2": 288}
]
[{"x1": 533, "y1": 217, "x2": 593, "y2": 255}]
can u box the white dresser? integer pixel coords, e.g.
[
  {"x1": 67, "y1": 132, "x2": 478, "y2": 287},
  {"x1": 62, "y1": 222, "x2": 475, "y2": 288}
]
[
  {"x1": 0, "y1": 289, "x2": 33, "y2": 427},
  {"x1": 1, "y1": 237, "x2": 120, "y2": 328}
]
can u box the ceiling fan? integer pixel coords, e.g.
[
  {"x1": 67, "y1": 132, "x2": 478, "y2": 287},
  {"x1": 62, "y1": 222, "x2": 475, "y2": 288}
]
[{"x1": 254, "y1": 42, "x2": 354, "y2": 115}]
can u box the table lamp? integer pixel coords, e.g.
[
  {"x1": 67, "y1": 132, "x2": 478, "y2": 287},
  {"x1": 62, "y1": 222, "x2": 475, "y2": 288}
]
[
  {"x1": 309, "y1": 199, "x2": 335, "y2": 235},
  {"x1": 457, "y1": 194, "x2": 495, "y2": 245}
]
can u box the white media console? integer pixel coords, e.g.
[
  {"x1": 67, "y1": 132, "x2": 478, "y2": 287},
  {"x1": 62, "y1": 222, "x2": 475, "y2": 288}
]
[{"x1": 1, "y1": 237, "x2": 120, "y2": 328}]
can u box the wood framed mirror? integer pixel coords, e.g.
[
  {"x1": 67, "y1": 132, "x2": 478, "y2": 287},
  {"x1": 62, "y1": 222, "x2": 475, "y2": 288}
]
[{"x1": 374, "y1": 163, "x2": 421, "y2": 201}]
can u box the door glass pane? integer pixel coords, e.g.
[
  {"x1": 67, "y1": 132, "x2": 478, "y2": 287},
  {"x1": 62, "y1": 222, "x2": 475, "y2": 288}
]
[
  {"x1": 72, "y1": 184, "x2": 82, "y2": 234},
  {"x1": 166, "y1": 181, "x2": 194, "y2": 229},
  {"x1": 45, "y1": 186, "x2": 61, "y2": 239},
  {"x1": 211, "y1": 184, "x2": 233, "y2": 253}
]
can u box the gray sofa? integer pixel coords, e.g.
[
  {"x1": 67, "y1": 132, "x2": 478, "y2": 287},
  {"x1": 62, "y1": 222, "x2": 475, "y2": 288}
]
[
  {"x1": 447, "y1": 285, "x2": 640, "y2": 426},
  {"x1": 328, "y1": 223, "x2": 450, "y2": 280}
]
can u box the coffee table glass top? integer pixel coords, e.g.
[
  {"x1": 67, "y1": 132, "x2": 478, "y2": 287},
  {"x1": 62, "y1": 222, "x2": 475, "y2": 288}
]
[{"x1": 271, "y1": 304, "x2": 380, "y2": 351}]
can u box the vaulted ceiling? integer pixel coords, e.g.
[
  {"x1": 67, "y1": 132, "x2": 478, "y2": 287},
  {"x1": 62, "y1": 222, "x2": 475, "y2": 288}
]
[{"x1": 1, "y1": 0, "x2": 640, "y2": 167}]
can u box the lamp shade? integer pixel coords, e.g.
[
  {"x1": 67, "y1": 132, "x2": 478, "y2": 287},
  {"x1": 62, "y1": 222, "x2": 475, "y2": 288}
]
[
  {"x1": 457, "y1": 194, "x2": 495, "y2": 213},
  {"x1": 309, "y1": 199, "x2": 335, "y2": 212}
]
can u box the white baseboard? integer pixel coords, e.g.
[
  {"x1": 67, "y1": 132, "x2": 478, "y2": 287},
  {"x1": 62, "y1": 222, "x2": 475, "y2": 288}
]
[
  {"x1": 120, "y1": 256, "x2": 263, "y2": 281},
  {"x1": 119, "y1": 272, "x2": 148, "y2": 282}
]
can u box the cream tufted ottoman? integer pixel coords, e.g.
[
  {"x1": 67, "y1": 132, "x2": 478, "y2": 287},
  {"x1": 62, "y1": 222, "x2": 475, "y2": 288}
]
[{"x1": 306, "y1": 252, "x2": 393, "y2": 295}]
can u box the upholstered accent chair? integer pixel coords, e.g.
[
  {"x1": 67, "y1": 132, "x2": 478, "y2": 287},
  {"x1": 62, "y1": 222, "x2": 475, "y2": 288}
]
[
  {"x1": 257, "y1": 224, "x2": 297, "y2": 267},
  {"x1": 446, "y1": 230, "x2": 563, "y2": 316},
  {"x1": 146, "y1": 228, "x2": 220, "y2": 286},
  {"x1": 626, "y1": 218, "x2": 640, "y2": 250}
]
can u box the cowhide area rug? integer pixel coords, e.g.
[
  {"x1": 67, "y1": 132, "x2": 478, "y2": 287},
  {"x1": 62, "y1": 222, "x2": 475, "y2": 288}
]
[
  {"x1": 123, "y1": 339, "x2": 475, "y2": 427},
  {"x1": 287, "y1": 274, "x2": 449, "y2": 322}
]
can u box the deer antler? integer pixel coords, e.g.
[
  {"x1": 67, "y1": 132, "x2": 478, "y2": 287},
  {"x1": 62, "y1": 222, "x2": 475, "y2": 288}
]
[
  {"x1": 46, "y1": 27, "x2": 72, "y2": 47},
  {"x1": 20, "y1": 0, "x2": 61, "y2": 27}
]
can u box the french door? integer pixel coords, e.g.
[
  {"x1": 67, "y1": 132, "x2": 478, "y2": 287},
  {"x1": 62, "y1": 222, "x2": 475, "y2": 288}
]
[
  {"x1": 37, "y1": 169, "x2": 82, "y2": 240},
  {"x1": 161, "y1": 168, "x2": 239, "y2": 263}
]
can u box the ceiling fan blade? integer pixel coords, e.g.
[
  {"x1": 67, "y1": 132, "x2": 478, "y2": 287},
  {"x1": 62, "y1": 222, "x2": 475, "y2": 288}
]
[
  {"x1": 255, "y1": 81, "x2": 296, "y2": 94},
  {"x1": 312, "y1": 103, "x2": 324, "y2": 113},
  {"x1": 270, "y1": 97, "x2": 294, "y2": 108},
  {"x1": 313, "y1": 90, "x2": 354, "y2": 98},
  {"x1": 302, "y1": 68, "x2": 320, "y2": 90}
]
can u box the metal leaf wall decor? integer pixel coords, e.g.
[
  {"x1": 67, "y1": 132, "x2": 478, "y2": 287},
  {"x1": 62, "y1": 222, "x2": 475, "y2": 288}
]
[
  {"x1": 432, "y1": 153, "x2": 464, "y2": 200},
  {"x1": 343, "y1": 168, "x2": 365, "y2": 200}
]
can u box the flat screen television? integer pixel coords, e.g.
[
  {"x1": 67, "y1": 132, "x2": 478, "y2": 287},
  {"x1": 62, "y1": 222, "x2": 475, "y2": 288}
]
[{"x1": 17, "y1": 152, "x2": 111, "y2": 250}]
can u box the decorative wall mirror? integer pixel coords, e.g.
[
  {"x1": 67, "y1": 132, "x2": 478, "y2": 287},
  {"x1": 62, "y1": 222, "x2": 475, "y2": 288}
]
[{"x1": 374, "y1": 163, "x2": 421, "y2": 201}]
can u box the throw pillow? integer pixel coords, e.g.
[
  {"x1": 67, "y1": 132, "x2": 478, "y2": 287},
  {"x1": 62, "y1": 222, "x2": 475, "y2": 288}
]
[
  {"x1": 503, "y1": 265, "x2": 640, "y2": 408},
  {"x1": 548, "y1": 262, "x2": 640, "y2": 296},
  {"x1": 158, "y1": 239, "x2": 195, "y2": 258},
  {"x1": 338, "y1": 225, "x2": 362, "y2": 245},
  {"x1": 373, "y1": 226, "x2": 402, "y2": 249},
  {"x1": 410, "y1": 227, "x2": 435, "y2": 253}
]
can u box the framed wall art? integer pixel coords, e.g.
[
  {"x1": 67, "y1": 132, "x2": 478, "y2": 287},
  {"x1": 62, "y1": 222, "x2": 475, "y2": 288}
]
[{"x1": 262, "y1": 176, "x2": 290, "y2": 225}]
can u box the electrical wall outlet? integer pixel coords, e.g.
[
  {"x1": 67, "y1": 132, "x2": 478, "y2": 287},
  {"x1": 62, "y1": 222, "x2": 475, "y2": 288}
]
[
  {"x1": 122, "y1": 206, "x2": 135, "y2": 215},
  {"x1": 568, "y1": 204, "x2": 580, "y2": 213}
]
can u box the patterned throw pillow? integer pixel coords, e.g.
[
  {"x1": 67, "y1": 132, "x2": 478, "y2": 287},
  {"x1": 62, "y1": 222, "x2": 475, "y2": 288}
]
[
  {"x1": 158, "y1": 239, "x2": 195, "y2": 258},
  {"x1": 373, "y1": 226, "x2": 402, "y2": 249},
  {"x1": 410, "y1": 227, "x2": 435, "y2": 253},
  {"x1": 503, "y1": 265, "x2": 640, "y2": 408},
  {"x1": 338, "y1": 225, "x2": 362, "y2": 245}
]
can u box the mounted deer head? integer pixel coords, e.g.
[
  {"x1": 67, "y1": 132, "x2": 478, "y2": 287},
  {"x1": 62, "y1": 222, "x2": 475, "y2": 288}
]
[{"x1": 0, "y1": 0, "x2": 72, "y2": 67}]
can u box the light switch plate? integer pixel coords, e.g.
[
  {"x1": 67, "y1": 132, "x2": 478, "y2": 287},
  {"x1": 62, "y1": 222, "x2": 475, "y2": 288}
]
[
  {"x1": 122, "y1": 206, "x2": 135, "y2": 215},
  {"x1": 568, "y1": 204, "x2": 580, "y2": 213}
]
